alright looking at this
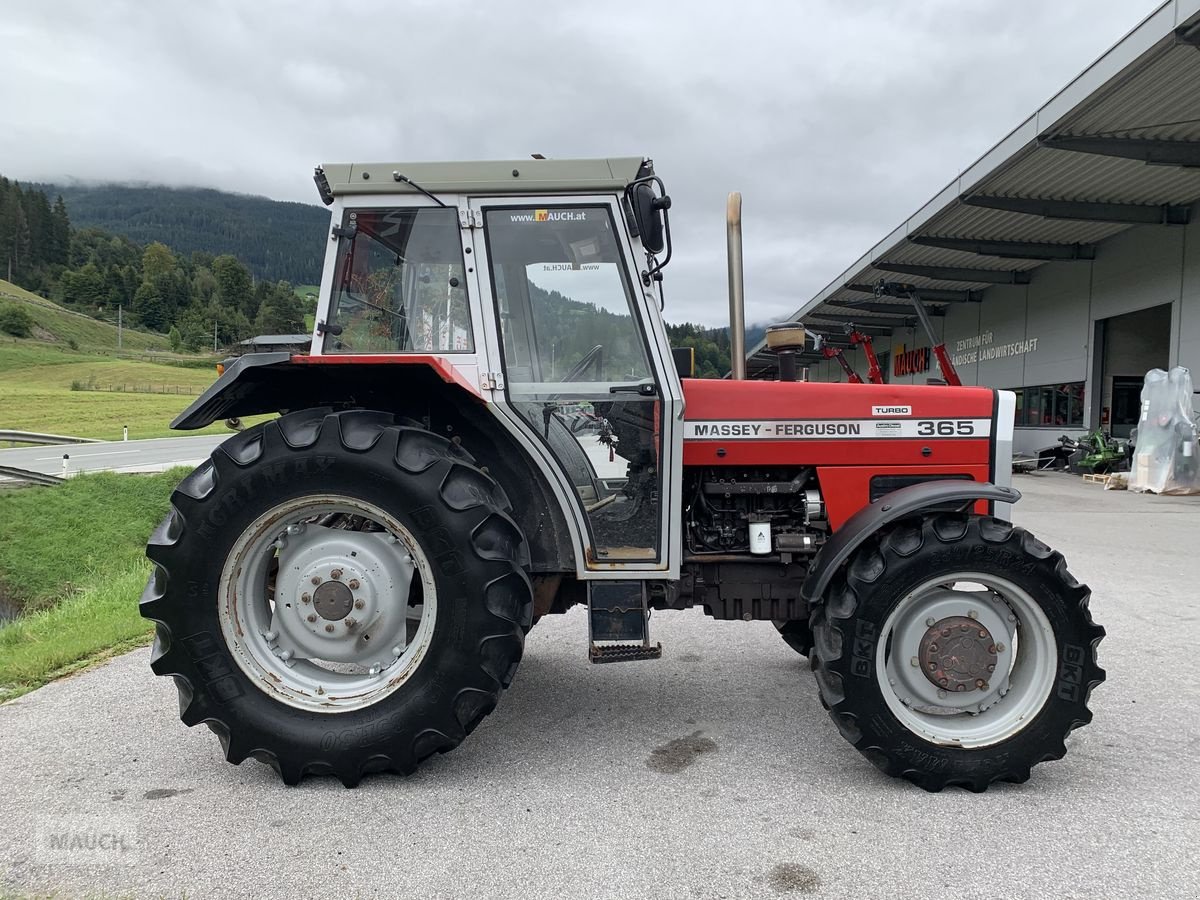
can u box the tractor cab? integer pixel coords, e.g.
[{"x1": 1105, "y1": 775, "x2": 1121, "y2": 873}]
[{"x1": 309, "y1": 159, "x2": 684, "y2": 575}]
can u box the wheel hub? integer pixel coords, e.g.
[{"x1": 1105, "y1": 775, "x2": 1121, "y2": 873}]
[
  {"x1": 313, "y1": 580, "x2": 354, "y2": 621},
  {"x1": 919, "y1": 615, "x2": 997, "y2": 693}
]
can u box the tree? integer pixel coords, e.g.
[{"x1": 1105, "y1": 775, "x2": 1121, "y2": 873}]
[
  {"x1": 212, "y1": 254, "x2": 253, "y2": 318},
  {"x1": 0, "y1": 302, "x2": 32, "y2": 337},
  {"x1": 133, "y1": 279, "x2": 169, "y2": 332},
  {"x1": 142, "y1": 241, "x2": 176, "y2": 282},
  {"x1": 253, "y1": 281, "x2": 305, "y2": 334},
  {"x1": 60, "y1": 263, "x2": 107, "y2": 309},
  {"x1": 49, "y1": 196, "x2": 70, "y2": 265},
  {"x1": 168, "y1": 325, "x2": 183, "y2": 352}
]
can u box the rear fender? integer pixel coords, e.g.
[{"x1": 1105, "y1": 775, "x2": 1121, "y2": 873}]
[
  {"x1": 171, "y1": 353, "x2": 576, "y2": 573},
  {"x1": 801, "y1": 480, "x2": 1020, "y2": 605},
  {"x1": 172, "y1": 353, "x2": 480, "y2": 430}
]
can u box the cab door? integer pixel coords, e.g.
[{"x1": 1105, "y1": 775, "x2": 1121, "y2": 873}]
[{"x1": 468, "y1": 197, "x2": 683, "y2": 577}]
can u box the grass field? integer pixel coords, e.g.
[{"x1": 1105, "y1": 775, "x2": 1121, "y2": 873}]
[
  {"x1": 0, "y1": 470, "x2": 185, "y2": 701},
  {"x1": 0, "y1": 343, "x2": 239, "y2": 439},
  {"x1": 0, "y1": 282, "x2": 264, "y2": 439},
  {"x1": 0, "y1": 277, "x2": 169, "y2": 352}
]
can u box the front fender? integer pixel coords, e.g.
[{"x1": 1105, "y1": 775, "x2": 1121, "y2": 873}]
[{"x1": 801, "y1": 480, "x2": 1020, "y2": 605}]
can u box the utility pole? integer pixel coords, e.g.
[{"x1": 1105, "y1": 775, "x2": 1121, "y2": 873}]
[
  {"x1": 117, "y1": 305, "x2": 122, "y2": 351},
  {"x1": 214, "y1": 315, "x2": 218, "y2": 353}
]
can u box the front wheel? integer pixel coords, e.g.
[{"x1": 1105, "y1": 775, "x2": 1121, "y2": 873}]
[
  {"x1": 140, "y1": 409, "x2": 533, "y2": 786},
  {"x1": 810, "y1": 513, "x2": 1104, "y2": 792}
]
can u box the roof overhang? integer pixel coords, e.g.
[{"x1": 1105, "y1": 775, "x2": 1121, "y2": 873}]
[{"x1": 748, "y1": 0, "x2": 1200, "y2": 377}]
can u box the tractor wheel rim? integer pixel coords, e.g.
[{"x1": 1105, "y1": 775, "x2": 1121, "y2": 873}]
[
  {"x1": 876, "y1": 572, "x2": 1056, "y2": 748},
  {"x1": 217, "y1": 495, "x2": 438, "y2": 714}
]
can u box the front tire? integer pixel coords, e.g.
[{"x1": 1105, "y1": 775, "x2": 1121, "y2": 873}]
[
  {"x1": 140, "y1": 409, "x2": 533, "y2": 786},
  {"x1": 810, "y1": 513, "x2": 1104, "y2": 792}
]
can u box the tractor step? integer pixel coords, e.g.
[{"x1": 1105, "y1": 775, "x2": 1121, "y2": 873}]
[
  {"x1": 588, "y1": 580, "x2": 661, "y2": 664},
  {"x1": 590, "y1": 642, "x2": 662, "y2": 664}
]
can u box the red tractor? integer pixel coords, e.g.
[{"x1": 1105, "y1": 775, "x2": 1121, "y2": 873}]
[{"x1": 141, "y1": 158, "x2": 1104, "y2": 791}]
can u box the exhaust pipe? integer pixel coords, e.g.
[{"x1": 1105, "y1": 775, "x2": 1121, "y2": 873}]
[{"x1": 726, "y1": 192, "x2": 746, "y2": 380}]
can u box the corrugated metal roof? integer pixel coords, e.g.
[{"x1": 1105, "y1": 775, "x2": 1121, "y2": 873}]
[{"x1": 748, "y1": 0, "x2": 1200, "y2": 373}]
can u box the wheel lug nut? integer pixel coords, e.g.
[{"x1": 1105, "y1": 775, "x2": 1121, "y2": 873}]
[
  {"x1": 979, "y1": 630, "x2": 987, "y2": 638},
  {"x1": 937, "y1": 689, "x2": 947, "y2": 699},
  {"x1": 392, "y1": 646, "x2": 403, "y2": 656},
  {"x1": 348, "y1": 579, "x2": 360, "y2": 590},
  {"x1": 264, "y1": 630, "x2": 277, "y2": 642},
  {"x1": 928, "y1": 662, "x2": 936, "y2": 671},
  {"x1": 960, "y1": 624, "x2": 970, "y2": 632},
  {"x1": 925, "y1": 617, "x2": 936, "y2": 627},
  {"x1": 955, "y1": 684, "x2": 967, "y2": 692},
  {"x1": 996, "y1": 642, "x2": 1006, "y2": 653},
  {"x1": 986, "y1": 664, "x2": 995, "y2": 672},
  {"x1": 942, "y1": 628, "x2": 951, "y2": 637},
  {"x1": 331, "y1": 569, "x2": 343, "y2": 580},
  {"x1": 929, "y1": 643, "x2": 938, "y2": 652},
  {"x1": 307, "y1": 614, "x2": 317, "y2": 623},
  {"x1": 909, "y1": 656, "x2": 919, "y2": 667},
  {"x1": 968, "y1": 610, "x2": 978, "y2": 620},
  {"x1": 325, "y1": 624, "x2": 335, "y2": 633},
  {"x1": 311, "y1": 576, "x2": 321, "y2": 586},
  {"x1": 344, "y1": 618, "x2": 357, "y2": 628},
  {"x1": 301, "y1": 593, "x2": 311, "y2": 604},
  {"x1": 976, "y1": 679, "x2": 988, "y2": 690},
  {"x1": 939, "y1": 677, "x2": 948, "y2": 687},
  {"x1": 354, "y1": 599, "x2": 365, "y2": 610}
]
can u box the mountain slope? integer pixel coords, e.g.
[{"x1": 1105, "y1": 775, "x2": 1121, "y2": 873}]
[{"x1": 41, "y1": 184, "x2": 329, "y2": 285}]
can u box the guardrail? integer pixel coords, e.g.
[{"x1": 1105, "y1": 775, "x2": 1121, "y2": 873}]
[
  {"x1": 0, "y1": 430, "x2": 101, "y2": 445},
  {"x1": 0, "y1": 465, "x2": 65, "y2": 486}
]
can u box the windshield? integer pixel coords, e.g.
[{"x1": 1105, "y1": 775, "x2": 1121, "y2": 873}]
[
  {"x1": 484, "y1": 205, "x2": 650, "y2": 392},
  {"x1": 325, "y1": 207, "x2": 472, "y2": 353}
]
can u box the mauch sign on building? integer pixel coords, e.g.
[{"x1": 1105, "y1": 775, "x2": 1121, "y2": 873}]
[{"x1": 892, "y1": 343, "x2": 931, "y2": 378}]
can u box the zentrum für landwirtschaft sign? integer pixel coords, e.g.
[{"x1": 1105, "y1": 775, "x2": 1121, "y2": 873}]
[{"x1": 952, "y1": 331, "x2": 1039, "y2": 367}]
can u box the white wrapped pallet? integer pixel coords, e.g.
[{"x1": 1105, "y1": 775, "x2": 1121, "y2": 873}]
[{"x1": 1129, "y1": 367, "x2": 1200, "y2": 495}]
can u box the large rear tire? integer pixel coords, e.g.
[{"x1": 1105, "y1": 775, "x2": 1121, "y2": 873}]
[
  {"x1": 773, "y1": 620, "x2": 812, "y2": 657},
  {"x1": 140, "y1": 409, "x2": 533, "y2": 786},
  {"x1": 810, "y1": 513, "x2": 1104, "y2": 792}
]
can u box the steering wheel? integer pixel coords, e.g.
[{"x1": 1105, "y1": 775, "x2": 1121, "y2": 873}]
[{"x1": 561, "y1": 344, "x2": 604, "y2": 382}]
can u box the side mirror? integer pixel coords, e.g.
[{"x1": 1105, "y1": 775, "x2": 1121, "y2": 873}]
[{"x1": 631, "y1": 182, "x2": 668, "y2": 254}]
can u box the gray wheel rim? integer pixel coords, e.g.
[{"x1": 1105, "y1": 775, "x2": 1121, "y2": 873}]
[
  {"x1": 876, "y1": 572, "x2": 1056, "y2": 748},
  {"x1": 217, "y1": 494, "x2": 438, "y2": 714}
]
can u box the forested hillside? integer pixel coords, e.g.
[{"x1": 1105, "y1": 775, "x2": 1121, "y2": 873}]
[
  {"x1": 0, "y1": 177, "x2": 307, "y2": 351},
  {"x1": 38, "y1": 183, "x2": 329, "y2": 285},
  {"x1": 1, "y1": 175, "x2": 764, "y2": 370}
]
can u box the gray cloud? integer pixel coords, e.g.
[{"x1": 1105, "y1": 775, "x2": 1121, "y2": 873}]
[{"x1": 0, "y1": 0, "x2": 1160, "y2": 325}]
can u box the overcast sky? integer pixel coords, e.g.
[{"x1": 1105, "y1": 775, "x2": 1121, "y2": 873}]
[{"x1": 0, "y1": 0, "x2": 1164, "y2": 326}]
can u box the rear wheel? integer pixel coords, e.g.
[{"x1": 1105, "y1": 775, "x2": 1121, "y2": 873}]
[
  {"x1": 810, "y1": 513, "x2": 1104, "y2": 792},
  {"x1": 141, "y1": 409, "x2": 533, "y2": 786},
  {"x1": 773, "y1": 620, "x2": 812, "y2": 657}
]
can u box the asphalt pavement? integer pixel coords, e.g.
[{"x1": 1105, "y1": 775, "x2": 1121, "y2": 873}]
[
  {"x1": 0, "y1": 434, "x2": 225, "y2": 477},
  {"x1": 1, "y1": 474, "x2": 1197, "y2": 899}
]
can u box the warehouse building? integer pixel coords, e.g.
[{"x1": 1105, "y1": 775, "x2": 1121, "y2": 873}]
[{"x1": 746, "y1": 0, "x2": 1200, "y2": 455}]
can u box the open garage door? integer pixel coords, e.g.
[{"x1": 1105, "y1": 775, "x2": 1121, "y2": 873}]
[{"x1": 1098, "y1": 304, "x2": 1171, "y2": 439}]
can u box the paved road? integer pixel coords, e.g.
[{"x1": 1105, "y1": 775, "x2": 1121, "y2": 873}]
[
  {"x1": 0, "y1": 434, "x2": 226, "y2": 477},
  {"x1": 1, "y1": 475, "x2": 1198, "y2": 899},
  {"x1": 0, "y1": 431, "x2": 625, "y2": 480}
]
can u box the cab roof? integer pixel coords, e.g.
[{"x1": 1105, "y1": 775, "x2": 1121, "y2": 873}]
[{"x1": 317, "y1": 157, "x2": 648, "y2": 201}]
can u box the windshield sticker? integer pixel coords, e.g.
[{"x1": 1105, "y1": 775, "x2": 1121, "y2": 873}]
[{"x1": 509, "y1": 209, "x2": 594, "y2": 223}]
